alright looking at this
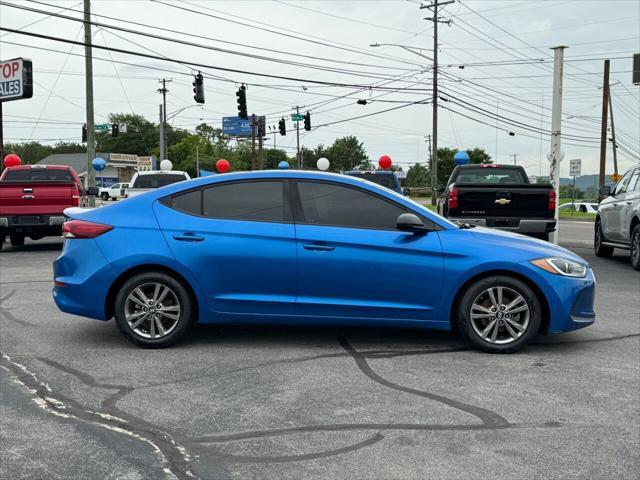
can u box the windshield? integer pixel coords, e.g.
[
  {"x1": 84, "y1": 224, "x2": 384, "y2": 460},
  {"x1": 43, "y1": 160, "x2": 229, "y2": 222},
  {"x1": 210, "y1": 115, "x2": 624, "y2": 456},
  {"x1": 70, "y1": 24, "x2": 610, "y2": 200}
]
[
  {"x1": 346, "y1": 173, "x2": 396, "y2": 189},
  {"x1": 132, "y1": 174, "x2": 186, "y2": 189},
  {"x1": 455, "y1": 168, "x2": 526, "y2": 184},
  {"x1": 2, "y1": 168, "x2": 73, "y2": 182}
]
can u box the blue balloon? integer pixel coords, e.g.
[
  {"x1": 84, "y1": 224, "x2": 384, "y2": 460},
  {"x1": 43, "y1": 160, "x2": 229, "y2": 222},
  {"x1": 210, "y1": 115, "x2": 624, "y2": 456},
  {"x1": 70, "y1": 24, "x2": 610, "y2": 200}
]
[
  {"x1": 454, "y1": 151, "x2": 470, "y2": 166},
  {"x1": 278, "y1": 161, "x2": 289, "y2": 169},
  {"x1": 91, "y1": 157, "x2": 107, "y2": 172}
]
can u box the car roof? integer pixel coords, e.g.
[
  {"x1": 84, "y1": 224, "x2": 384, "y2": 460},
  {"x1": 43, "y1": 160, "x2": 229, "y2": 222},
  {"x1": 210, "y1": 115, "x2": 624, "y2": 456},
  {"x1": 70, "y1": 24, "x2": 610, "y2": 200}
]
[
  {"x1": 5, "y1": 164, "x2": 71, "y2": 170},
  {"x1": 135, "y1": 170, "x2": 188, "y2": 175}
]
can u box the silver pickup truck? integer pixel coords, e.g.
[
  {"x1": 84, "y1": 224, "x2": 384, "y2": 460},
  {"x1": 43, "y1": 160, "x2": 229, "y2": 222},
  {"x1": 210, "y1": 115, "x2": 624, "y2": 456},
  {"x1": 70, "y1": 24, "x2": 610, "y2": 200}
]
[
  {"x1": 123, "y1": 170, "x2": 191, "y2": 199},
  {"x1": 595, "y1": 165, "x2": 640, "y2": 270}
]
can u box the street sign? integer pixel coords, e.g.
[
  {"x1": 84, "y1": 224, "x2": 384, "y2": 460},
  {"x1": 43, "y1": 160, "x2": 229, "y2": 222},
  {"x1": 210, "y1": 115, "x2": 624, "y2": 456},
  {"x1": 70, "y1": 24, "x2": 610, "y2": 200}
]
[
  {"x1": 291, "y1": 113, "x2": 304, "y2": 121},
  {"x1": 137, "y1": 156, "x2": 154, "y2": 171},
  {"x1": 95, "y1": 123, "x2": 110, "y2": 133},
  {"x1": 569, "y1": 158, "x2": 581, "y2": 177},
  {"x1": 0, "y1": 57, "x2": 33, "y2": 102},
  {"x1": 222, "y1": 116, "x2": 265, "y2": 137}
]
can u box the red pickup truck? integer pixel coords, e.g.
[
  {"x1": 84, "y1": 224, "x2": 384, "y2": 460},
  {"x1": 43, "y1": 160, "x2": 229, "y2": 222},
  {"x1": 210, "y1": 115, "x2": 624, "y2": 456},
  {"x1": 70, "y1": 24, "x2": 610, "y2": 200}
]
[{"x1": 0, "y1": 165, "x2": 94, "y2": 249}]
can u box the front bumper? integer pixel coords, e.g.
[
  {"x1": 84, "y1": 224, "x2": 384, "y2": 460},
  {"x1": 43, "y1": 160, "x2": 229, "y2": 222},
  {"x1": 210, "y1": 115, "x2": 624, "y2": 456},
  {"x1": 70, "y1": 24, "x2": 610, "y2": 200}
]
[{"x1": 450, "y1": 217, "x2": 556, "y2": 234}]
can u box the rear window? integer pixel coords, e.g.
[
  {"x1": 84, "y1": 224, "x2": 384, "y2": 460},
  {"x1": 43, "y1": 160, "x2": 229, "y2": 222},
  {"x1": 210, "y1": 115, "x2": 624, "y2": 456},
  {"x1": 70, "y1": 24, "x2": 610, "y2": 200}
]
[
  {"x1": 132, "y1": 173, "x2": 186, "y2": 189},
  {"x1": 454, "y1": 168, "x2": 526, "y2": 184},
  {"x1": 2, "y1": 168, "x2": 73, "y2": 182},
  {"x1": 346, "y1": 173, "x2": 396, "y2": 189}
]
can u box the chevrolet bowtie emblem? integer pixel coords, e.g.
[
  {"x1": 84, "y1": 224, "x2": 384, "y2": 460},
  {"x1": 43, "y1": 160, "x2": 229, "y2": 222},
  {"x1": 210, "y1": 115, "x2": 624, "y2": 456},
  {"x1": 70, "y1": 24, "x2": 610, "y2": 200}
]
[{"x1": 495, "y1": 198, "x2": 511, "y2": 205}]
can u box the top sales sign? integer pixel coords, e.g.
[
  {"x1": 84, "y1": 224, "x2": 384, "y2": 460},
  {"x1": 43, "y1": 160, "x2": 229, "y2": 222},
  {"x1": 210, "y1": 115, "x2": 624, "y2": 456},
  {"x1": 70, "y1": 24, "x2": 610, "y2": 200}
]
[{"x1": 0, "y1": 58, "x2": 33, "y2": 102}]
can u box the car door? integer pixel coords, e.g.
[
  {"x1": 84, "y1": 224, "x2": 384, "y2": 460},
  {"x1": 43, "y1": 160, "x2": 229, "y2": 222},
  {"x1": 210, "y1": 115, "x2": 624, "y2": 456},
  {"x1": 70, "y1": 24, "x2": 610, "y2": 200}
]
[
  {"x1": 619, "y1": 168, "x2": 640, "y2": 242},
  {"x1": 292, "y1": 180, "x2": 443, "y2": 322},
  {"x1": 603, "y1": 170, "x2": 633, "y2": 241},
  {"x1": 153, "y1": 179, "x2": 297, "y2": 315}
]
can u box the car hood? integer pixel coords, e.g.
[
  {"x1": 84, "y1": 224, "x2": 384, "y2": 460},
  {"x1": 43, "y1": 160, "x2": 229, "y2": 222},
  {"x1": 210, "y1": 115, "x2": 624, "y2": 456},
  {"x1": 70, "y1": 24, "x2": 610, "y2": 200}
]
[{"x1": 469, "y1": 227, "x2": 589, "y2": 265}]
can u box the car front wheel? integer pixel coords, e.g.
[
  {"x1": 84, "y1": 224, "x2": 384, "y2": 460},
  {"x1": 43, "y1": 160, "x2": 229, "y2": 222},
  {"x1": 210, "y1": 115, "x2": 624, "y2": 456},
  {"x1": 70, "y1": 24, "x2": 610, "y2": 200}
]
[
  {"x1": 631, "y1": 224, "x2": 640, "y2": 271},
  {"x1": 457, "y1": 275, "x2": 541, "y2": 353},
  {"x1": 114, "y1": 272, "x2": 193, "y2": 348},
  {"x1": 594, "y1": 219, "x2": 614, "y2": 258}
]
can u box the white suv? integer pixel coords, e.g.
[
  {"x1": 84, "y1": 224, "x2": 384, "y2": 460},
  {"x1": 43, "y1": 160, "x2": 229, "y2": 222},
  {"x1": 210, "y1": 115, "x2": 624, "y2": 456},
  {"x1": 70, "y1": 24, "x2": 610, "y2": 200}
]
[
  {"x1": 99, "y1": 182, "x2": 129, "y2": 201},
  {"x1": 595, "y1": 166, "x2": 640, "y2": 270}
]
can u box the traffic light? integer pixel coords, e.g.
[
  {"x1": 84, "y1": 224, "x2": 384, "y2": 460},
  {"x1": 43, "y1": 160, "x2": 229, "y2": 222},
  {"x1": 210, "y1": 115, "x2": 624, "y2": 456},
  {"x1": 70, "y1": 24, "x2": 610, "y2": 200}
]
[
  {"x1": 303, "y1": 111, "x2": 311, "y2": 131},
  {"x1": 111, "y1": 123, "x2": 119, "y2": 137},
  {"x1": 82, "y1": 124, "x2": 87, "y2": 143},
  {"x1": 236, "y1": 85, "x2": 247, "y2": 119},
  {"x1": 278, "y1": 117, "x2": 286, "y2": 136},
  {"x1": 192, "y1": 73, "x2": 205, "y2": 104}
]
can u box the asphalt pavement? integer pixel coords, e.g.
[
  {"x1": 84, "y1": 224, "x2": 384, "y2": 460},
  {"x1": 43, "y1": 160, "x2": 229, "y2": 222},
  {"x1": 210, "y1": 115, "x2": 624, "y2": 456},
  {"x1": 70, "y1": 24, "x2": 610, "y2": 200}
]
[{"x1": 1, "y1": 220, "x2": 638, "y2": 479}]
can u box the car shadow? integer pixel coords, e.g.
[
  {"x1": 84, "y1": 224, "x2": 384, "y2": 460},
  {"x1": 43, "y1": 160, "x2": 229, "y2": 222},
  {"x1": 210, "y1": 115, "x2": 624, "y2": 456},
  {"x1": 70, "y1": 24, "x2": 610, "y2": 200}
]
[{"x1": 0, "y1": 239, "x2": 63, "y2": 253}]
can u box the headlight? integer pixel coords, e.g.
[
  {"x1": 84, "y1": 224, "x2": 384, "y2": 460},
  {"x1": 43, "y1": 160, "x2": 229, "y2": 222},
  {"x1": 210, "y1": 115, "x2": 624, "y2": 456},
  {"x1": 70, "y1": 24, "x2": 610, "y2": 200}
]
[{"x1": 531, "y1": 257, "x2": 587, "y2": 278}]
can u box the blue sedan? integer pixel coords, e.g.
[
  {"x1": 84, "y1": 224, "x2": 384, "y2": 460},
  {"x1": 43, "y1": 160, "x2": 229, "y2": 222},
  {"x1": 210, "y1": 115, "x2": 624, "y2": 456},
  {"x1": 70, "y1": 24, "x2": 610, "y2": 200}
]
[{"x1": 53, "y1": 171, "x2": 595, "y2": 352}]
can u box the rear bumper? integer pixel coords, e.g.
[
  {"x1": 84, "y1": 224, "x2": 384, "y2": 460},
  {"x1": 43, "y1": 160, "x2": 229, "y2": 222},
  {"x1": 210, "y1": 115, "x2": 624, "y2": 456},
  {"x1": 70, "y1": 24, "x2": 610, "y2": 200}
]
[
  {"x1": 449, "y1": 217, "x2": 556, "y2": 234},
  {"x1": 0, "y1": 214, "x2": 65, "y2": 236}
]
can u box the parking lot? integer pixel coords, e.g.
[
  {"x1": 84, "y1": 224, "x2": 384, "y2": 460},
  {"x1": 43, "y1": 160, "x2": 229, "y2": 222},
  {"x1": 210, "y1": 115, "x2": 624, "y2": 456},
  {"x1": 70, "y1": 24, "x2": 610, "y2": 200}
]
[{"x1": 1, "y1": 220, "x2": 638, "y2": 479}]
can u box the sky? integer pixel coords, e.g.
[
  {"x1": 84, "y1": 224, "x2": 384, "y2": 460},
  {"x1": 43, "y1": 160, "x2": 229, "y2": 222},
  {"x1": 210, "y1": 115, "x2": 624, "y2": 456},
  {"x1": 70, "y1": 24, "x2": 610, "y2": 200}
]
[{"x1": 1, "y1": 0, "x2": 639, "y2": 177}]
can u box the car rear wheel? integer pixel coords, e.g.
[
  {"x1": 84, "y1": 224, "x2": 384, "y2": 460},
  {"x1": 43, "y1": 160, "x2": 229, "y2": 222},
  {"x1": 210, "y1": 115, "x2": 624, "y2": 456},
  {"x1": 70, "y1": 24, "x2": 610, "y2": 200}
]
[
  {"x1": 631, "y1": 224, "x2": 640, "y2": 271},
  {"x1": 114, "y1": 272, "x2": 193, "y2": 348},
  {"x1": 594, "y1": 219, "x2": 614, "y2": 258},
  {"x1": 457, "y1": 275, "x2": 541, "y2": 353},
  {"x1": 9, "y1": 234, "x2": 25, "y2": 247},
  {"x1": 100, "y1": 192, "x2": 109, "y2": 201}
]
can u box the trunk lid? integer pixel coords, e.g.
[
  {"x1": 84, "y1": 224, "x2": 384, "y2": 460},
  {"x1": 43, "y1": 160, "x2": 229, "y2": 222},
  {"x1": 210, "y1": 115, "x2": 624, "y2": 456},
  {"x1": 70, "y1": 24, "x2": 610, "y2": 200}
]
[
  {"x1": 453, "y1": 184, "x2": 553, "y2": 218},
  {"x1": 0, "y1": 182, "x2": 76, "y2": 216}
]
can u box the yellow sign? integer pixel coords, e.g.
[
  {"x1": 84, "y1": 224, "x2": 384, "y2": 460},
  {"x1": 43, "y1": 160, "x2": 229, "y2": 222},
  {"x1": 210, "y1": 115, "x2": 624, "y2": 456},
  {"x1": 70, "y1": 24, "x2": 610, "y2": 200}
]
[{"x1": 611, "y1": 172, "x2": 621, "y2": 182}]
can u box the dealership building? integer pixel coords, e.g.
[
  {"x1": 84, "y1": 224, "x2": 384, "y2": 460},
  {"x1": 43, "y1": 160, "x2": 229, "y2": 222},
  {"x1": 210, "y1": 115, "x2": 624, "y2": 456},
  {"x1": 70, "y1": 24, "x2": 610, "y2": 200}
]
[{"x1": 36, "y1": 153, "x2": 156, "y2": 187}]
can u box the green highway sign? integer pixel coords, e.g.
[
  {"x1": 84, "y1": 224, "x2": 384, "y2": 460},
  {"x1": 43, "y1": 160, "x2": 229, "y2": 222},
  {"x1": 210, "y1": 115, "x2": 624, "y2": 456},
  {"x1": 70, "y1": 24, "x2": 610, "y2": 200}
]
[
  {"x1": 95, "y1": 123, "x2": 110, "y2": 132},
  {"x1": 291, "y1": 113, "x2": 304, "y2": 121}
]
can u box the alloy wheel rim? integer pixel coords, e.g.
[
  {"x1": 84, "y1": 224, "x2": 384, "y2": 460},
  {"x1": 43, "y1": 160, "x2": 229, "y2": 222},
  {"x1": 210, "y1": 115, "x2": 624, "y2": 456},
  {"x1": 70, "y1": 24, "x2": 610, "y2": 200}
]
[
  {"x1": 124, "y1": 282, "x2": 181, "y2": 339},
  {"x1": 633, "y1": 229, "x2": 640, "y2": 263},
  {"x1": 595, "y1": 224, "x2": 602, "y2": 249},
  {"x1": 470, "y1": 286, "x2": 530, "y2": 345}
]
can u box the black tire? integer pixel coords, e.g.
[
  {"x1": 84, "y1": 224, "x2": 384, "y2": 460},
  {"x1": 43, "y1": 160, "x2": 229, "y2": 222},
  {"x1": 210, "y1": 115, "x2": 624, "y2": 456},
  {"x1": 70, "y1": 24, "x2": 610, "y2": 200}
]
[
  {"x1": 114, "y1": 272, "x2": 194, "y2": 348},
  {"x1": 9, "y1": 234, "x2": 25, "y2": 247},
  {"x1": 100, "y1": 192, "x2": 109, "y2": 201},
  {"x1": 630, "y1": 224, "x2": 640, "y2": 271},
  {"x1": 0, "y1": 234, "x2": 5, "y2": 252},
  {"x1": 456, "y1": 275, "x2": 542, "y2": 353},
  {"x1": 594, "y1": 219, "x2": 614, "y2": 258},
  {"x1": 532, "y1": 232, "x2": 549, "y2": 241}
]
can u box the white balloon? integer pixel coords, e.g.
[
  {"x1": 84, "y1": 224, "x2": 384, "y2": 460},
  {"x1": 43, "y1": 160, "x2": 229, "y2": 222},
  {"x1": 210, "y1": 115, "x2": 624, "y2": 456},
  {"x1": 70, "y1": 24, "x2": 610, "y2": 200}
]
[
  {"x1": 317, "y1": 157, "x2": 330, "y2": 171},
  {"x1": 160, "y1": 159, "x2": 173, "y2": 171}
]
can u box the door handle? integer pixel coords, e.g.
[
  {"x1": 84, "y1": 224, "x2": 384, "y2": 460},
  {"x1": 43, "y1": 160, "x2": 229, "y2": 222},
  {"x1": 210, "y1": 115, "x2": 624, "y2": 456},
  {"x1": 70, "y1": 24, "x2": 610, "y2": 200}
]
[
  {"x1": 303, "y1": 243, "x2": 335, "y2": 251},
  {"x1": 626, "y1": 201, "x2": 632, "y2": 205},
  {"x1": 173, "y1": 233, "x2": 204, "y2": 242}
]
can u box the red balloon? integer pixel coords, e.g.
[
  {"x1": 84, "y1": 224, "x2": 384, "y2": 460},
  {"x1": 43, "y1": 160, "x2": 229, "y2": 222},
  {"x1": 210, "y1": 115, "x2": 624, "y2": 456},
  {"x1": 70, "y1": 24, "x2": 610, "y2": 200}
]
[
  {"x1": 378, "y1": 155, "x2": 392, "y2": 170},
  {"x1": 3, "y1": 154, "x2": 21, "y2": 168},
  {"x1": 216, "y1": 159, "x2": 230, "y2": 173}
]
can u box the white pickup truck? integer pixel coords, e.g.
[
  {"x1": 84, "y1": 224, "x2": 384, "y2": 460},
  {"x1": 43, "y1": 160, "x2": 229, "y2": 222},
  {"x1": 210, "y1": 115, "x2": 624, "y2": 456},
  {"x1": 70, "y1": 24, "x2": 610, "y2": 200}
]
[
  {"x1": 122, "y1": 170, "x2": 191, "y2": 199},
  {"x1": 99, "y1": 182, "x2": 129, "y2": 201}
]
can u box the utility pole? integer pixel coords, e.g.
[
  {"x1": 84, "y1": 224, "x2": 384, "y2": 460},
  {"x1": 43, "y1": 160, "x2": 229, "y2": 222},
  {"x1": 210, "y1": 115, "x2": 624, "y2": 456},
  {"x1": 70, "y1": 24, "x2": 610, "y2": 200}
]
[
  {"x1": 548, "y1": 46, "x2": 567, "y2": 245},
  {"x1": 251, "y1": 114, "x2": 257, "y2": 171},
  {"x1": 598, "y1": 60, "x2": 610, "y2": 201},
  {"x1": 511, "y1": 153, "x2": 520, "y2": 165},
  {"x1": 83, "y1": 0, "x2": 96, "y2": 207},
  {"x1": 196, "y1": 144, "x2": 199, "y2": 177},
  {"x1": 607, "y1": 87, "x2": 618, "y2": 176},
  {"x1": 426, "y1": 134, "x2": 432, "y2": 166},
  {"x1": 295, "y1": 106, "x2": 301, "y2": 169},
  {"x1": 421, "y1": 0, "x2": 453, "y2": 205},
  {"x1": 158, "y1": 79, "x2": 171, "y2": 161},
  {"x1": 158, "y1": 104, "x2": 165, "y2": 162}
]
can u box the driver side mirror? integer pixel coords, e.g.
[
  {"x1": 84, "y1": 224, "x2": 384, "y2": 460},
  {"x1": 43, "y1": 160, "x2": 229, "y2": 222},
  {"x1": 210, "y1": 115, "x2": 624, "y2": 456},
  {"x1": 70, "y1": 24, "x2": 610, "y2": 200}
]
[
  {"x1": 396, "y1": 213, "x2": 429, "y2": 234},
  {"x1": 87, "y1": 186, "x2": 99, "y2": 196},
  {"x1": 599, "y1": 185, "x2": 612, "y2": 197},
  {"x1": 436, "y1": 184, "x2": 445, "y2": 195}
]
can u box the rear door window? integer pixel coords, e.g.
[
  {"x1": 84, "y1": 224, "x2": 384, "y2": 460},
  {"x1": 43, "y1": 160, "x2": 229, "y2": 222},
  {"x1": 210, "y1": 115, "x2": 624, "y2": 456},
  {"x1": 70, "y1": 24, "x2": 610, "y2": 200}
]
[
  {"x1": 202, "y1": 181, "x2": 290, "y2": 222},
  {"x1": 3, "y1": 168, "x2": 73, "y2": 182}
]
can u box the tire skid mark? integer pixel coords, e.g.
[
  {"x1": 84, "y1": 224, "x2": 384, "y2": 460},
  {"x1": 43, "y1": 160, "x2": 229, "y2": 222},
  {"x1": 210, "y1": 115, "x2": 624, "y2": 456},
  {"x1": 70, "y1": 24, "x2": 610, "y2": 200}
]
[
  {"x1": 338, "y1": 336, "x2": 510, "y2": 427},
  {"x1": 0, "y1": 352, "x2": 194, "y2": 480},
  {"x1": 0, "y1": 289, "x2": 37, "y2": 327}
]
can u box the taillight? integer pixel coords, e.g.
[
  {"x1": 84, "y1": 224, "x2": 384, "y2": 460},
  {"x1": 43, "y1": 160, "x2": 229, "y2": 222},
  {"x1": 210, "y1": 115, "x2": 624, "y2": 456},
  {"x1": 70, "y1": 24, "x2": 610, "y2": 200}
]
[
  {"x1": 448, "y1": 186, "x2": 459, "y2": 210},
  {"x1": 71, "y1": 185, "x2": 80, "y2": 206},
  {"x1": 548, "y1": 189, "x2": 557, "y2": 212},
  {"x1": 63, "y1": 220, "x2": 112, "y2": 239}
]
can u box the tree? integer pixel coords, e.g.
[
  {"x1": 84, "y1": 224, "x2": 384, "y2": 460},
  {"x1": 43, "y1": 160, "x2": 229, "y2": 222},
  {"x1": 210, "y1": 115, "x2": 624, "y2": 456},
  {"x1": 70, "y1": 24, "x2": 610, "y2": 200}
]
[
  {"x1": 560, "y1": 184, "x2": 584, "y2": 199},
  {"x1": 326, "y1": 136, "x2": 369, "y2": 172},
  {"x1": 426, "y1": 147, "x2": 492, "y2": 186},
  {"x1": 96, "y1": 113, "x2": 158, "y2": 156},
  {"x1": 405, "y1": 163, "x2": 430, "y2": 187},
  {"x1": 3, "y1": 141, "x2": 85, "y2": 165}
]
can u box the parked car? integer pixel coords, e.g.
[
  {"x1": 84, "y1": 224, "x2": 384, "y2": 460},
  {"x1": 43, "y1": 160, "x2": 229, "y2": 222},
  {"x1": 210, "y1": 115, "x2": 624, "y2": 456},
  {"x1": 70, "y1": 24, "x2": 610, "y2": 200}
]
[
  {"x1": 344, "y1": 170, "x2": 404, "y2": 195},
  {"x1": 558, "y1": 202, "x2": 599, "y2": 214},
  {"x1": 53, "y1": 170, "x2": 595, "y2": 353},
  {"x1": 594, "y1": 165, "x2": 640, "y2": 270},
  {"x1": 99, "y1": 182, "x2": 129, "y2": 201},
  {"x1": 437, "y1": 164, "x2": 556, "y2": 240},
  {"x1": 123, "y1": 170, "x2": 190, "y2": 199},
  {"x1": 0, "y1": 165, "x2": 96, "y2": 249}
]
